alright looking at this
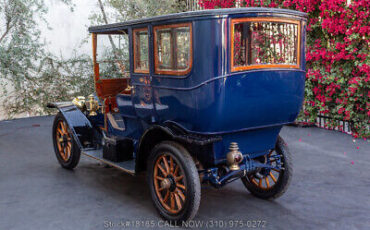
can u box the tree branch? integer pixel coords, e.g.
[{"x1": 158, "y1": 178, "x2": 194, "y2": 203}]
[{"x1": 96, "y1": 0, "x2": 126, "y2": 73}]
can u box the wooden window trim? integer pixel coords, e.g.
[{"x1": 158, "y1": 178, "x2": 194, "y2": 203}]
[
  {"x1": 230, "y1": 17, "x2": 301, "y2": 72},
  {"x1": 133, "y1": 27, "x2": 149, "y2": 74},
  {"x1": 92, "y1": 33, "x2": 99, "y2": 82},
  {"x1": 153, "y1": 23, "x2": 193, "y2": 76}
]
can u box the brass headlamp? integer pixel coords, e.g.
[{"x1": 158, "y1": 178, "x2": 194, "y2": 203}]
[
  {"x1": 72, "y1": 96, "x2": 86, "y2": 110},
  {"x1": 86, "y1": 94, "x2": 99, "y2": 116}
]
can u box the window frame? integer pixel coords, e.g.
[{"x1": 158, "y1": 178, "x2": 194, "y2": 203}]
[
  {"x1": 230, "y1": 17, "x2": 301, "y2": 72},
  {"x1": 133, "y1": 27, "x2": 150, "y2": 74},
  {"x1": 153, "y1": 23, "x2": 193, "y2": 76}
]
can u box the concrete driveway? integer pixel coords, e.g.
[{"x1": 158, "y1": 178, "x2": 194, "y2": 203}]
[{"x1": 0, "y1": 116, "x2": 369, "y2": 230}]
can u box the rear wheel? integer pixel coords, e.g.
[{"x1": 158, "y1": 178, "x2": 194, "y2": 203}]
[
  {"x1": 147, "y1": 141, "x2": 200, "y2": 223},
  {"x1": 52, "y1": 112, "x2": 81, "y2": 169},
  {"x1": 241, "y1": 136, "x2": 292, "y2": 199}
]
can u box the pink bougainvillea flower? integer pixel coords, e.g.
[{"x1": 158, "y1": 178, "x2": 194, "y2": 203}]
[
  {"x1": 356, "y1": 146, "x2": 359, "y2": 150},
  {"x1": 299, "y1": 138, "x2": 302, "y2": 142}
]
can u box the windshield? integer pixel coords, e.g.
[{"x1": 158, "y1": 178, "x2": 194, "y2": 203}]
[
  {"x1": 96, "y1": 33, "x2": 130, "y2": 79},
  {"x1": 231, "y1": 18, "x2": 300, "y2": 72}
]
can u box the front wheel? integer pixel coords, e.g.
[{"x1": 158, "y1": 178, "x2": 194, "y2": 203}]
[
  {"x1": 241, "y1": 136, "x2": 292, "y2": 199},
  {"x1": 147, "y1": 141, "x2": 201, "y2": 223},
  {"x1": 52, "y1": 112, "x2": 81, "y2": 169}
]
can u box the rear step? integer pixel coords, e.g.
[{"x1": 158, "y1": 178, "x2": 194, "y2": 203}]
[{"x1": 82, "y1": 149, "x2": 135, "y2": 175}]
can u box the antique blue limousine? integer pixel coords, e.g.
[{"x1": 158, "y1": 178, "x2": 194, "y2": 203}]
[{"x1": 48, "y1": 7, "x2": 307, "y2": 221}]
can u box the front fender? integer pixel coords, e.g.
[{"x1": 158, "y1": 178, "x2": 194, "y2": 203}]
[{"x1": 48, "y1": 102, "x2": 94, "y2": 149}]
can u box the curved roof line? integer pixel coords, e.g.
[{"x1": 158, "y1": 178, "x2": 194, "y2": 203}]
[{"x1": 88, "y1": 7, "x2": 307, "y2": 33}]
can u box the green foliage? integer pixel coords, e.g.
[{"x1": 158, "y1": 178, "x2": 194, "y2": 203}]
[
  {"x1": 0, "y1": 0, "x2": 187, "y2": 119},
  {"x1": 0, "y1": 0, "x2": 93, "y2": 119},
  {"x1": 89, "y1": 0, "x2": 187, "y2": 25}
]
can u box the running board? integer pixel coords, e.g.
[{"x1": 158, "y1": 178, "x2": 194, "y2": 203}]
[{"x1": 82, "y1": 149, "x2": 135, "y2": 175}]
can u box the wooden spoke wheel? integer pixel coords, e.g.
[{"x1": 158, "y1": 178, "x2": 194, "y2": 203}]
[
  {"x1": 153, "y1": 154, "x2": 186, "y2": 214},
  {"x1": 56, "y1": 120, "x2": 72, "y2": 162},
  {"x1": 148, "y1": 141, "x2": 200, "y2": 222},
  {"x1": 241, "y1": 136, "x2": 292, "y2": 199},
  {"x1": 52, "y1": 112, "x2": 81, "y2": 169}
]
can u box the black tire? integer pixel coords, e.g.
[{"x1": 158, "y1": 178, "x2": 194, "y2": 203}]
[
  {"x1": 147, "y1": 141, "x2": 201, "y2": 223},
  {"x1": 52, "y1": 112, "x2": 81, "y2": 169},
  {"x1": 241, "y1": 136, "x2": 292, "y2": 199}
]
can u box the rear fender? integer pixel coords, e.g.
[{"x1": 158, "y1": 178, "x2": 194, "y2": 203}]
[
  {"x1": 48, "y1": 102, "x2": 94, "y2": 149},
  {"x1": 135, "y1": 124, "x2": 222, "y2": 172}
]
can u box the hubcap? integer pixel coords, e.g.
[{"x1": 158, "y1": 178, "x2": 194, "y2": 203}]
[{"x1": 160, "y1": 178, "x2": 171, "y2": 190}]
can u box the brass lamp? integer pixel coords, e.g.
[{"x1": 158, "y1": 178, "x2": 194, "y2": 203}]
[
  {"x1": 226, "y1": 142, "x2": 244, "y2": 171},
  {"x1": 86, "y1": 94, "x2": 99, "y2": 116}
]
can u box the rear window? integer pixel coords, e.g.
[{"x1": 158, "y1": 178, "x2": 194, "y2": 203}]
[{"x1": 231, "y1": 18, "x2": 301, "y2": 72}]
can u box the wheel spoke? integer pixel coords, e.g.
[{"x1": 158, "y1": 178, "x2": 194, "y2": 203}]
[
  {"x1": 170, "y1": 157, "x2": 174, "y2": 173},
  {"x1": 258, "y1": 178, "x2": 263, "y2": 188},
  {"x1": 61, "y1": 148, "x2": 66, "y2": 161},
  {"x1": 175, "y1": 175, "x2": 184, "y2": 182},
  {"x1": 155, "y1": 176, "x2": 165, "y2": 181},
  {"x1": 65, "y1": 145, "x2": 70, "y2": 157},
  {"x1": 157, "y1": 164, "x2": 167, "y2": 176},
  {"x1": 162, "y1": 156, "x2": 170, "y2": 174},
  {"x1": 176, "y1": 183, "x2": 186, "y2": 190},
  {"x1": 173, "y1": 165, "x2": 179, "y2": 176},
  {"x1": 57, "y1": 129, "x2": 63, "y2": 136},
  {"x1": 56, "y1": 138, "x2": 62, "y2": 150},
  {"x1": 60, "y1": 122, "x2": 67, "y2": 134},
  {"x1": 251, "y1": 178, "x2": 259, "y2": 186},
  {"x1": 163, "y1": 191, "x2": 170, "y2": 202},
  {"x1": 174, "y1": 193, "x2": 182, "y2": 210},
  {"x1": 64, "y1": 146, "x2": 69, "y2": 160},
  {"x1": 265, "y1": 177, "x2": 270, "y2": 188},
  {"x1": 175, "y1": 188, "x2": 185, "y2": 201},
  {"x1": 270, "y1": 172, "x2": 277, "y2": 183},
  {"x1": 170, "y1": 193, "x2": 175, "y2": 210},
  {"x1": 272, "y1": 168, "x2": 281, "y2": 172}
]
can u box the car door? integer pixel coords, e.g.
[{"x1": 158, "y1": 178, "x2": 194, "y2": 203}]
[{"x1": 130, "y1": 26, "x2": 157, "y2": 124}]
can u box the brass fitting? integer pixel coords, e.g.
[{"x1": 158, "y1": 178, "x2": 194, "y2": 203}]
[
  {"x1": 226, "y1": 142, "x2": 243, "y2": 171},
  {"x1": 86, "y1": 94, "x2": 99, "y2": 116},
  {"x1": 72, "y1": 96, "x2": 86, "y2": 110}
]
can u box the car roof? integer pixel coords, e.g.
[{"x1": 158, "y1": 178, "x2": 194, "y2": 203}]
[{"x1": 88, "y1": 7, "x2": 307, "y2": 33}]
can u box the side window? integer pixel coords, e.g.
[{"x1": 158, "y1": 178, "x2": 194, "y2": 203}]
[
  {"x1": 154, "y1": 23, "x2": 192, "y2": 75},
  {"x1": 133, "y1": 28, "x2": 149, "y2": 73}
]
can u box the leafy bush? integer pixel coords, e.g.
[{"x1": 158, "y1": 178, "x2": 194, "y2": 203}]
[{"x1": 198, "y1": 0, "x2": 370, "y2": 137}]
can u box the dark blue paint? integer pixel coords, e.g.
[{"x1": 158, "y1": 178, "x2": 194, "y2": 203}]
[
  {"x1": 89, "y1": 9, "x2": 307, "y2": 168},
  {"x1": 54, "y1": 104, "x2": 95, "y2": 149}
]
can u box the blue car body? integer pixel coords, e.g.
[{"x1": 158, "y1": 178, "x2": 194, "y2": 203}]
[{"x1": 50, "y1": 7, "x2": 307, "y2": 175}]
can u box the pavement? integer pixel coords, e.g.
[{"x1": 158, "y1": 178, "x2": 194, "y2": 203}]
[{"x1": 0, "y1": 116, "x2": 369, "y2": 230}]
